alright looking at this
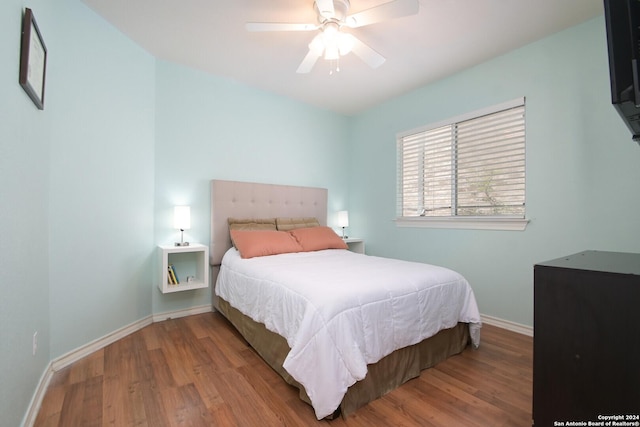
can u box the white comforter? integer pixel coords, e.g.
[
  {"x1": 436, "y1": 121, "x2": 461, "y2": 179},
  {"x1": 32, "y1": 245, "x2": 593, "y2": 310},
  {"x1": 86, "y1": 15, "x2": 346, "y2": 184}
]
[{"x1": 215, "y1": 248, "x2": 481, "y2": 419}]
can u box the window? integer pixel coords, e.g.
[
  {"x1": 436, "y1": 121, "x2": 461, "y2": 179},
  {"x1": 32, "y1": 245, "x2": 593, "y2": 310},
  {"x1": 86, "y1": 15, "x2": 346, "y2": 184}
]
[{"x1": 396, "y1": 98, "x2": 528, "y2": 230}]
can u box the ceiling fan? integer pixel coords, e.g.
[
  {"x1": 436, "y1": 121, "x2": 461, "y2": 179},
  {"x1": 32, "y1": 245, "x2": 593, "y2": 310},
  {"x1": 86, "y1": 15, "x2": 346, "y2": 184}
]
[{"x1": 246, "y1": 0, "x2": 420, "y2": 73}]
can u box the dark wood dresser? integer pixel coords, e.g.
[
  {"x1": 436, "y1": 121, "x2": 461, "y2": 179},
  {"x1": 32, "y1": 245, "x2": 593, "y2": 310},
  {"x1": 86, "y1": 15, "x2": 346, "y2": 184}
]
[{"x1": 533, "y1": 250, "x2": 640, "y2": 426}]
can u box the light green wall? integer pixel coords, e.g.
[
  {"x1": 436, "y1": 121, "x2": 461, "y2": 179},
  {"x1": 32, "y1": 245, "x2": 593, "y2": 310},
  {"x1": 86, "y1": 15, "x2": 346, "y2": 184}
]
[
  {"x1": 152, "y1": 60, "x2": 350, "y2": 314},
  {"x1": 46, "y1": 1, "x2": 156, "y2": 359},
  {"x1": 0, "y1": 2, "x2": 52, "y2": 426},
  {"x1": 347, "y1": 17, "x2": 640, "y2": 327}
]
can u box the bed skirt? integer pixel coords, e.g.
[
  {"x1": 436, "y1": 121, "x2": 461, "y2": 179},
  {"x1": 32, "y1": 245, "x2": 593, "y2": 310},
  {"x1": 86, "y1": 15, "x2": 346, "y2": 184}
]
[{"x1": 217, "y1": 297, "x2": 471, "y2": 418}]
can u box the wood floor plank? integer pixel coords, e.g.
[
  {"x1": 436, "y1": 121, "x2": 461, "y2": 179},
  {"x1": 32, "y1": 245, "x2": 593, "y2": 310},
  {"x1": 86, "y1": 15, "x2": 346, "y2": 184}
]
[
  {"x1": 79, "y1": 375, "x2": 103, "y2": 427},
  {"x1": 68, "y1": 349, "x2": 104, "y2": 385},
  {"x1": 204, "y1": 327, "x2": 250, "y2": 369},
  {"x1": 102, "y1": 338, "x2": 135, "y2": 426},
  {"x1": 138, "y1": 380, "x2": 170, "y2": 427},
  {"x1": 197, "y1": 335, "x2": 242, "y2": 374},
  {"x1": 33, "y1": 383, "x2": 65, "y2": 427},
  {"x1": 213, "y1": 369, "x2": 286, "y2": 426},
  {"x1": 140, "y1": 321, "x2": 162, "y2": 351},
  {"x1": 182, "y1": 314, "x2": 212, "y2": 340},
  {"x1": 56, "y1": 382, "x2": 86, "y2": 427},
  {"x1": 160, "y1": 383, "x2": 208, "y2": 427},
  {"x1": 147, "y1": 347, "x2": 177, "y2": 389},
  {"x1": 415, "y1": 371, "x2": 509, "y2": 427},
  {"x1": 352, "y1": 392, "x2": 437, "y2": 427},
  {"x1": 375, "y1": 387, "x2": 447, "y2": 427},
  {"x1": 191, "y1": 364, "x2": 226, "y2": 410},
  {"x1": 236, "y1": 362, "x2": 322, "y2": 426},
  {"x1": 34, "y1": 312, "x2": 533, "y2": 426},
  {"x1": 436, "y1": 355, "x2": 532, "y2": 413},
  {"x1": 208, "y1": 402, "x2": 241, "y2": 426},
  {"x1": 156, "y1": 330, "x2": 198, "y2": 387}
]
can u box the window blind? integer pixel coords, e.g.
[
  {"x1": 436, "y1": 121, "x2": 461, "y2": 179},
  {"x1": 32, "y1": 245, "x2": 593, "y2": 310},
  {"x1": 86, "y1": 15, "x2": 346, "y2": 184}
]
[{"x1": 397, "y1": 99, "x2": 525, "y2": 219}]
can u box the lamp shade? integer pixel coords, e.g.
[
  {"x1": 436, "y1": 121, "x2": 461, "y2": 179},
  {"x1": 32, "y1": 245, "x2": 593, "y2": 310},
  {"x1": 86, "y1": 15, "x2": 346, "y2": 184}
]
[
  {"x1": 337, "y1": 210, "x2": 349, "y2": 228},
  {"x1": 174, "y1": 206, "x2": 191, "y2": 230}
]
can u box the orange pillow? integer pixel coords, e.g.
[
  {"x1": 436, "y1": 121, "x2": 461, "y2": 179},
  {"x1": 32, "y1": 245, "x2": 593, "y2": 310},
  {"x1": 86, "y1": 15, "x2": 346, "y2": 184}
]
[
  {"x1": 288, "y1": 226, "x2": 348, "y2": 252},
  {"x1": 230, "y1": 230, "x2": 303, "y2": 259}
]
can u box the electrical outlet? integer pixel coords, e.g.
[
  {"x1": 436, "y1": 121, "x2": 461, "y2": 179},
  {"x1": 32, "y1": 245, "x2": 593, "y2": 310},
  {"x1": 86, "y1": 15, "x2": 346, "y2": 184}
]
[{"x1": 32, "y1": 331, "x2": 37, "y2": 356}]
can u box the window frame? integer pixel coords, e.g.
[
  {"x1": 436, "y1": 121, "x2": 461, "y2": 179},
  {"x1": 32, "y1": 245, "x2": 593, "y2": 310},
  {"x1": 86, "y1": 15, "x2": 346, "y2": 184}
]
[{"x1": 395, "y1": 97, "x2": 529, "y2": 231}]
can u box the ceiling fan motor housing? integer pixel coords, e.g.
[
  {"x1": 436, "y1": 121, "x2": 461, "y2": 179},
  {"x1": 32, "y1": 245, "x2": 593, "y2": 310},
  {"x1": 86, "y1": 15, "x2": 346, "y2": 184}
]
[{"x1": 315, "y1": 0, "x2": 351, "y2": 23}]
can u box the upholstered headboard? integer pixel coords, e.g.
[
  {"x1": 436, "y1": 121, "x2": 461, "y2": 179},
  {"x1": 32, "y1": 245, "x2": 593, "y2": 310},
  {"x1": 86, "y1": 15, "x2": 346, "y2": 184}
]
[{"x1": 209, "y1": 180, "x2": 328, "y2": 266}]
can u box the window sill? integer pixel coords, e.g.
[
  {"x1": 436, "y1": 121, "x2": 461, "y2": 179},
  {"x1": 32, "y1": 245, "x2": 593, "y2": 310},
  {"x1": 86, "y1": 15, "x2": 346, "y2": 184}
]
[{"x1": 394, "y1": 217, "x2": 529, "y2": 231}]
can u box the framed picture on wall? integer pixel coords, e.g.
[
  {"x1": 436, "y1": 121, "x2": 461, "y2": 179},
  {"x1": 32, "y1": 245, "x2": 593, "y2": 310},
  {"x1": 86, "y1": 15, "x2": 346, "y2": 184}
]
[{"x1": 19, "y1": 8, "x2": 47, "y2": 110}]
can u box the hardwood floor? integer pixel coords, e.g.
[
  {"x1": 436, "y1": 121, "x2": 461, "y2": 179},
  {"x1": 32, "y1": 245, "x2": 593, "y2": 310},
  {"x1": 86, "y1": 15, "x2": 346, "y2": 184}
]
[{"x1": 34, "y1": 312, "x2": 532, "y2": 427}]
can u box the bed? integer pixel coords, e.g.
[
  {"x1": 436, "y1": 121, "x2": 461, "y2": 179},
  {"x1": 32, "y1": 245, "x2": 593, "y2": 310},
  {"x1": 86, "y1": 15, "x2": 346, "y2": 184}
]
[{"x1": 209, "y1": 179, "x2": 481, "y2": 420}]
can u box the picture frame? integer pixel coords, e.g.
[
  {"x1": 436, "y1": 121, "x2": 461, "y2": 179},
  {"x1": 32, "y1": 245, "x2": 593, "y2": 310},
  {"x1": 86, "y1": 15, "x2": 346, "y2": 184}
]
[{"x1": 19, "y1": 8, "x2": 47, "y2": 110}]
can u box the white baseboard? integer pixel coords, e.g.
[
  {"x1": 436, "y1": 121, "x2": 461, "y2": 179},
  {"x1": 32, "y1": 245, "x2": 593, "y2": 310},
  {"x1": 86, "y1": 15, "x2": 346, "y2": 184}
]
[
  {"x1": 51, "y1": 315, "x2": 153, "y2": 371},
  {"x1": 152, "y1": 304, "x2": 213, "y2": 322},
  {"x1": 481, "y1": 313, "x2": 533, "y2": 337},
  {"x1": 21, "y1": 362, "x2": 54, "y2": 427},
  {"x1": 24, "y1": 304, "x2": 213, "y2": 426}
]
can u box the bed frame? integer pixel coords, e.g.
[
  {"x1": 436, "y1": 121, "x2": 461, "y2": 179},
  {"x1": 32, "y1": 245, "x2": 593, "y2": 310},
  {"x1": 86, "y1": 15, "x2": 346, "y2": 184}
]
[{"x1": 209, "y1": 179, "x2": 470, "y2": 418}]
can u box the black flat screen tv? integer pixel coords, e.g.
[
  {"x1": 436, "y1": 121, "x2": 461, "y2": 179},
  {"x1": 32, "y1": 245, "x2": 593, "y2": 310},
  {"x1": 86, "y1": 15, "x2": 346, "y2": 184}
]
[{"x1": 603, "y1": 0, "x2": 640, "y2": 143}]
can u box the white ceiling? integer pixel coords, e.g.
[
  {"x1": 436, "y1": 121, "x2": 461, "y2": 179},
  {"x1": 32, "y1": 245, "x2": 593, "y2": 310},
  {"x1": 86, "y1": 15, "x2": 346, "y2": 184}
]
[{"x1": 81, "y1": 0, "x2": 604, "y2": 115}]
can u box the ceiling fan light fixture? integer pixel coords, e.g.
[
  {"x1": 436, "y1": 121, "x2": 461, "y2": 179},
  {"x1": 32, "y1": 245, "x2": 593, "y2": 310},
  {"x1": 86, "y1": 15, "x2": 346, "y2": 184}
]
[
  {"x1": 319, "y1": 23, "x2": 354, "y2": 60},
  {"x1": 324, "y1": 45, "x2": 340, "y2": 60},
  {"x1": 249, "y1": 0, "x2": 419, "y2": 73},
  {"x1": 338, "y1": 32, "x2": 355, "y2": 55},
  {"x1": 323, "y1": 21, "x2": 339, "y2": 37},
  {"x1": 309, "y1": 33, "x2": 325, "y2": 55}
]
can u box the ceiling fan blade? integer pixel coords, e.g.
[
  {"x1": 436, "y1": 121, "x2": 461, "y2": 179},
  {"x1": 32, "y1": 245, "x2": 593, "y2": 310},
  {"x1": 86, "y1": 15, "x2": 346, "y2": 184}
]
[
  {"x1": 315, "y1": 0, "x2": 335, "y2": 19},
  {"x1": 246, "y1": 22, "x2": 318, "y2": 32},
  {"x1": 297, "y1": 49, "x2": 321, "y2": 73},
  {"x1": 346, "y1": 0, "x2": 419, "y2": 28},
  {"x1": 349, "y1": 35, "x2": 386, "y2": 68}
]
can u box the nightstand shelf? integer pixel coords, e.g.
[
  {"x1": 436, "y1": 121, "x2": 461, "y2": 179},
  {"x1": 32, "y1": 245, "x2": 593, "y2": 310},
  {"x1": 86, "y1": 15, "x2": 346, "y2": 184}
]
[
  {"x1": 158, "y1": 243, "x2": 209, "y2": 293},
  {"x1": 344, "y1": 237, "x2": 365, "y2": 254}
]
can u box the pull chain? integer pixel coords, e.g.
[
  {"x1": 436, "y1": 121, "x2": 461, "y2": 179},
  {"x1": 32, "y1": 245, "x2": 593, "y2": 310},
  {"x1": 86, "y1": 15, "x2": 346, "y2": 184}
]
[{"x1": 329, "y1": 57, "x2": 341, "y2": 75}]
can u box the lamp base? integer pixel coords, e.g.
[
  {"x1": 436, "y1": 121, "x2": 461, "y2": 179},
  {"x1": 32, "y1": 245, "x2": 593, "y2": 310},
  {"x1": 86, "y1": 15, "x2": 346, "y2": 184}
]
[{"x1": 175, "y1": 229, "x2": 189, "y2": 246}]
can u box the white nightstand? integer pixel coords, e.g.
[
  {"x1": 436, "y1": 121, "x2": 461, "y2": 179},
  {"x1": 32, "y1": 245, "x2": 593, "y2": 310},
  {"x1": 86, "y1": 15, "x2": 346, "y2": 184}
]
[
  {"x1": 158, "y1": 243, "x2": 209, "y2": 293},
  {"x1": 344, "y1": 238, "x2": 365, "y2": 254}
]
